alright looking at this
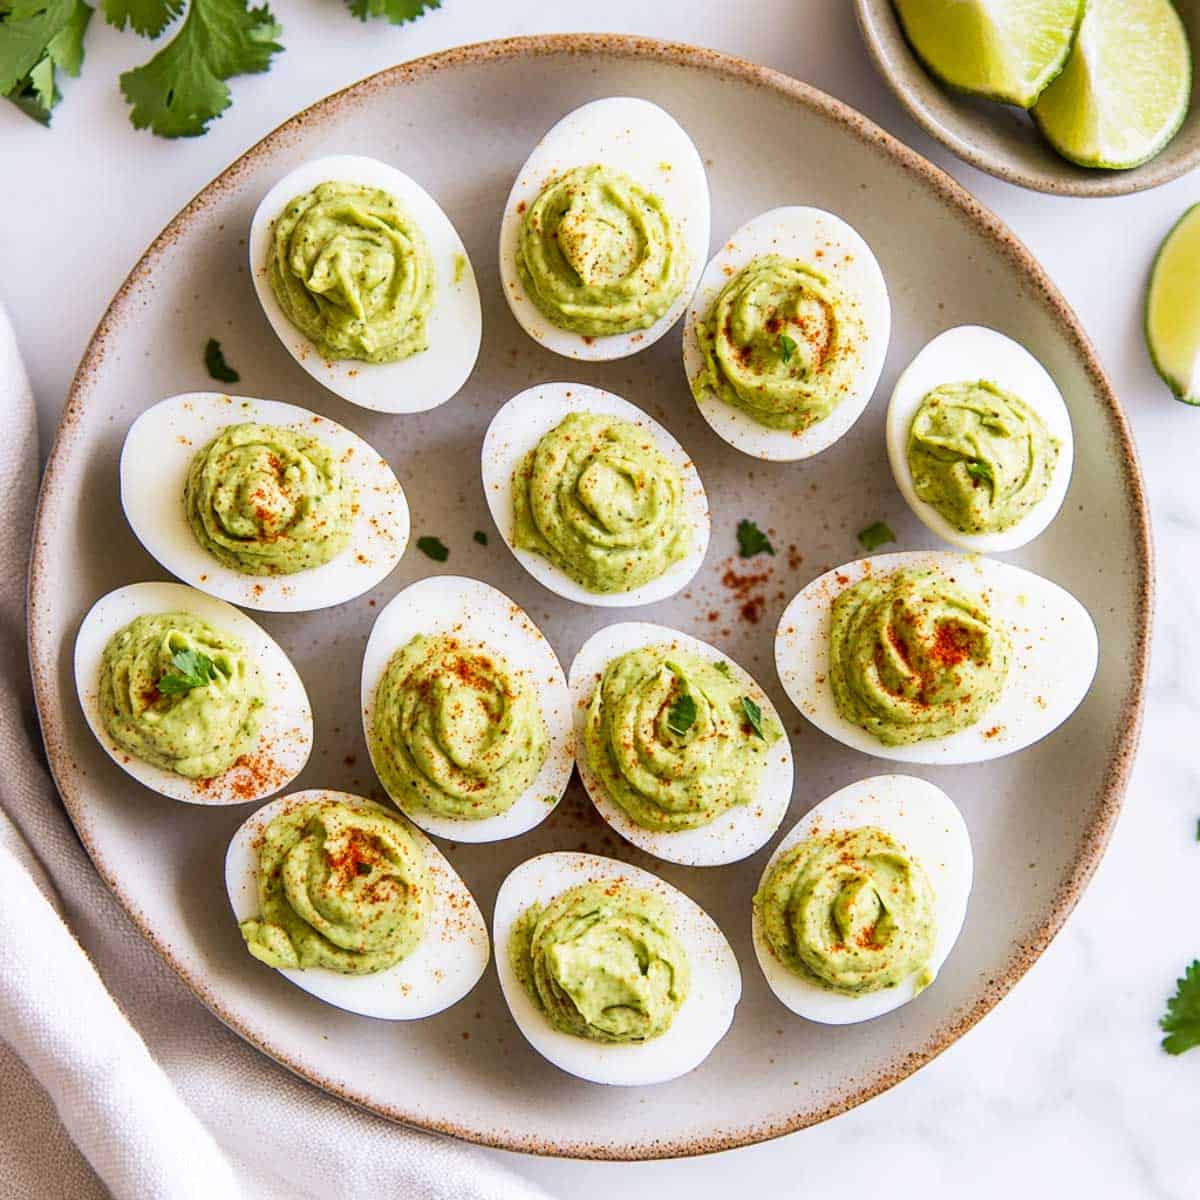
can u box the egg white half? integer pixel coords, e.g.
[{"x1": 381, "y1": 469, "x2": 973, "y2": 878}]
[
  {"x1": 568, "y1": 621, "x2": 793, "y2": 866},
  {"x1": 74, "y1": 581, "x2": 312, "y2": 805},
  {"x1": 498, "y1": 97, "x2": 710, "y2": 361},
  {"x1": 360, "y1": 575, "x2": 574, "y2": 843},
  {"x1": 225, "y1": 789, "x2": 489, "y2": 1019},
  {"x1": 121, "y1": 392, "x2": 409, "y2": 613},
  {"x1": 774, "y1": 550, "x2": 1098, "y2": 765},
  {"x1": 494, "y1": 852, "x2": 741, "y2": 1086},
  {"x1": 481, "y1": 382, "x2": 710, "y2": 607},
  {"x1": 886, "y1": 326, "x2": 1074, "y2": 551},
  {"x1": 752, "y1": 774, "x2": 972, "y2": 1024},
  {"x1": 249, "y1": 154, "x2": 481, "y2": 413},
  {"x1": 681, "y1": 206, "x2": 891, "y2": 461}
]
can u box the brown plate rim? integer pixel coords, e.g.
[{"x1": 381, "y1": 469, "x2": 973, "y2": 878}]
[
  {"x1": 27, "y1": 32, "x2": 1154, "y2": 1160},
  {"x1": 853, "y1": 0, "x2": 1200, "y2": 198}
]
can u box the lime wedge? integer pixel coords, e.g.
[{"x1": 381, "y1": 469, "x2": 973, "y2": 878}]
[
  {"x1": 1147, "y1": 204, "x2": 1200, "y2": 406},
  {"x1": 893, "y1": 0, "x2": 1085, "y2": 108},
  {"x1": 1033, "y1": 0, "x2": 1192, "y2": 169}
]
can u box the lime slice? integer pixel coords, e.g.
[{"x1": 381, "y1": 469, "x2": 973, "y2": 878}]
[
  {"x1": 894, "y1": 0, "x2": 1085, "y2": 108},
  {"x1": 1147, "y1": 203, "x2": 1200, "y2": 406},
  {"x1": 1033, "y1": 0, "x2": 1192, "y2": 169}
]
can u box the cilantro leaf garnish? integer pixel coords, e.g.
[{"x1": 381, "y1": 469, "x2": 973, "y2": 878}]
[
  {"x1": 1, "y1": 0, "x2": 93, "y2": 125},
  {"x1": 204, "y1": 337, "x2": 239, "y2": 383},
  {"x1": 346, "y1": 0, "x2": 438, "y2": 24},
  {"x1": 857, "y1": 521, "x2": 896, "y2": 552},
  {"x1": 473, "y1": 530, "x2": 488, "y2": 546},
  {"x1": 965, "y1": 460, "x2": 994, "y2": 486},
  {"x1": 737, "y1": 518, "x2": 775, "y2": 559},
  {"x1": 1161, "y1": 960, "x2": 1200, "y2": 1055},
  {"x1": 666, "y1": 692, "x2": 697, "y2": 737},
  {"x1": 103, "y1": 0, "x2": 181, "y2": 35},
  {"x1": 119, "y1": 0, "x2": 282, "y2": 138},
  {"x1": 713, "y1": 660, "x2": 732, "y2": 678},
  {"x1": 778, "y1": 333, "x2": 798, "y2": 364},
  {"x1": 740, "y1": 696, "x2": 765, "y2": 740},
  {"x1": 416, "y1": 535, "x2": 449, "y2": 562},
  {"x1": 158, "y1": 647, "x2": 219, "y2": 694}
]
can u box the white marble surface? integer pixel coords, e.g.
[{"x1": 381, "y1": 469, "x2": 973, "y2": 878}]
[{"x1": 4, "y1": 1, "x2": 1196, "y2": 1195}]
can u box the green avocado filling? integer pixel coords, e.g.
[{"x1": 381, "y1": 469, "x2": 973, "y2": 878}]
[
  {"x1": 268, "y1": 180, "x2": 435, "y2": 363},
  {"x1": 184, "y1": 421, "x2": 356, "y2": 576},
  {"x1": 98, "y1": 612, "x2": 264, "y2": 778},
  {"x1": 756, "y1": 825, "x2": 937, "y2": 995},
  {"x1": 512, "y1": 411, "x2": 690, "y2": 594},
  {"x1": 906, "y1": 380, "x2": 1061, "y2": 534},
  {"x1": 239, "y1": 799, "x2": 429, "y2": 975},
  {"x1": 509, "y1": 881, "x2": 690, "y2": 1042},
  {"x1": 829, "y1": 566, "x2": 1010, "y2": 745},
  {"x1": 692, "y1": 254, "x2": 864, "y2": 431},
  {"x1": 583, "y1": 645, "x2": 782, "y2": 833},
  {"x1": 368, "y1": 634, "x2": 548, "y2": 822},
  {"x1": 516, "y1": 164, "x2": 686, "y2": 337}
]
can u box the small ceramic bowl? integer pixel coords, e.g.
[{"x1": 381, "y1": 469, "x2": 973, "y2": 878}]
[{"x1": 854, "y1": 0, "x2": 1200, "y2": 196}]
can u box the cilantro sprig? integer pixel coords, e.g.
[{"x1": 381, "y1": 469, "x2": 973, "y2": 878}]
[
  {"x1": 205, "y1": 338, "x2": 239, "y2": 384},
  {"x1": 737, "y1": 518, "x2": 775, "y2": 559},
  {"x1": 346, "y1": 0, "x2": 438, "y2": 24},
  {"x1": 965, "y1": 460, "x2": 994, "y2": 486},
  {"x1": 857, "y1": 521, "x2": 896, "y2": 552},
  {"x1": 740, "y1": 696, "x2": 765, "y2": 740},
  {"x1": 118, "y1": 0, "x2": 282, "y2": 138},
  {"x1": 1161, "y1": 960, "x2": 1200, "y2": 1055},
  {"x1": 158, "y1": 647, "x2": 219, "y2": 695},
  {"x1": 778, "y1": 333, "x2": 798, "y2": 364},
  {"x1": 416, "y1": 535, "x2": 449, "y2": 562},
  {"x1": 0, "y1": 0, "x2": 93, "y2": 124},
  {"x1": 666, "y1": 692, "x2": 697, "y2": 737}
]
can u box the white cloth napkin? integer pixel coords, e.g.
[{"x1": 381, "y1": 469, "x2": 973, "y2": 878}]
[{"x1": 0, "y1": 304, "x2": 553, "y2": 1200}]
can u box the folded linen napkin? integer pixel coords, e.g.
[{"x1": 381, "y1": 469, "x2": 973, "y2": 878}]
[{"x1": 0, "y1": 303, "x2": 552, "y2": 1200}]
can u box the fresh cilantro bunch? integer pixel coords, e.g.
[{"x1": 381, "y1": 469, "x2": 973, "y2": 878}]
[{"x1": 1, "y1": 0, "x2": 439, "y2": 133}]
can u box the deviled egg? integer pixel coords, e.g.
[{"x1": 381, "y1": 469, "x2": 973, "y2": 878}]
[
  {"x1": 121, "y1": 392, "x2": 409, "y2": 613},
  {"x1": 494, "y1": 852, "x2": 740, "y2": 1085},
  {"x1": 226, "y1": 790, "x2": 488, "y2": 1019},
  {"x1": 361, "y1": 576, "x2": 573, "y2": 843},
  {"x1": 74, "y1": 582, "x2": 312, "y2": 804},
  {"x1": 752, "y1": 775, "x2": 972, "y2": 1024},
  {"x1": 482, "y1": 382, "x2": 710, "y2": 606},
  {"x1": 569, "y1": 622, "x2": 793, "y2": 867},
  {"x1": 249, "y1": 154, "x2": 481, "y2": 413},
  {"x1": 774, "y1": 550, "x2": 1098, "y2": 764},
  {"x1": 498, "y1": 97, "x2": 709, "y2": 361},
  {"x1": 682, "y1": 206, "x2": 890, "y2": 461},
  {"x1": 886, "y1": 326, "x2": 1073, "y2": 552}
]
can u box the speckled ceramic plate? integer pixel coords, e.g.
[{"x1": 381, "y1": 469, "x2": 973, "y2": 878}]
[{"x1": 29, "y1": 35, "x2": 1150, "y2": 1160}]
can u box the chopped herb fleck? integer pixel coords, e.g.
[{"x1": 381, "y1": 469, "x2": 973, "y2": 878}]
[
  {"x1": 158, "y1": 647, "x2": 219, "y2": 695},
  {"x1": 473, "y1": 530, "x2": 488, "y2": 546},
  {"x1": 355, "y1": 861, "x2": 372, "y2": 876},
  {"x1": 857, "y1": 521, "x2": 896, "y2": 552},
  {"x1": 1161, "y1": 960, "x2": 1200, "y2": 1055},
  {"x1": 737, "y1": 518, "x2": 775, "y2": 559},
  {"x1": 667, "y1": 692, "x2": 697, "y2": 737},
  {"x1": 713, "y1": 660, "x2": 732, "y2": 678},
  {"x1": 416, "y1": 536, "x2": 449, "y2": 562},
  {"x1": 965, "y1": 460, "x2": 994, "y2": 486},
  {"x1": 778, "y1": 333, "x2": 798, "y2": 364},
  {"x1": 741, "y1": 696, "x2": 765, "y2": 740},
  {"x1": 204, "y1": 338, "x2": 239, "y2": 383}
]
